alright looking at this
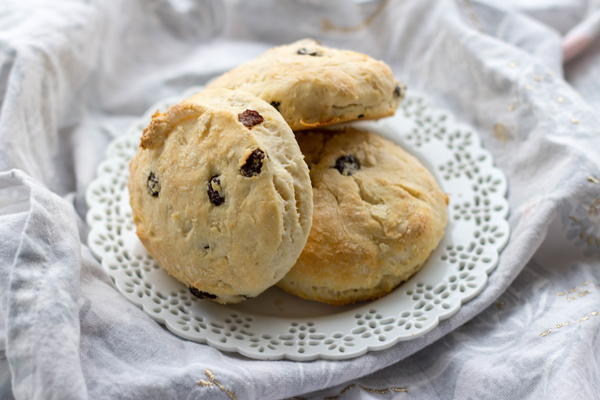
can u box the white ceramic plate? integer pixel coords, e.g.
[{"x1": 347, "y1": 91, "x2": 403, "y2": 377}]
[{"x1": 86, "y1": 88, "x2": 509, "y2": 361}]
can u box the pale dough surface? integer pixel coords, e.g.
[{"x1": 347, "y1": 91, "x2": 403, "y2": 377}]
[{"x1": 129, "y1": 88, "x2": 313, "y2": 304}]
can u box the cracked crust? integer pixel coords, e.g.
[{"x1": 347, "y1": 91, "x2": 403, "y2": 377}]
[
  {"x1": 129, "y1": 88, "x2": 313, "y2": 304},
  {"x1": 278, "y1": 127, "x2": 448, "y2": 305},
  {"x1": 206, "y1": 39, "x2": 404, "y2": 131}
]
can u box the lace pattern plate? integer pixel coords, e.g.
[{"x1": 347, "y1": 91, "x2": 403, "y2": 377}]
[{"x1": 86, "y1": 89, "x2": 510, "y2": 361}]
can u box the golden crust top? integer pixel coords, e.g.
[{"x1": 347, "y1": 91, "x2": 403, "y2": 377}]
[
  {"x1": 207, "y1": 39, "x2": 405, "y2": 131},
  {"x1": 278, "y1": 127, "x2": 448, "y2": 305}
]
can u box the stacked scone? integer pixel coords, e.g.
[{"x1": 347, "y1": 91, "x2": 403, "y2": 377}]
[{"x1": 129, "y1": 39, "x2": 448, "y2": 306}]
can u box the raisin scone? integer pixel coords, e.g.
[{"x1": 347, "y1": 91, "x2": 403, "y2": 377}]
[
  {"x1": 129, "y1": 88, "x2": 313, "y2": 304},
  {"x1": 206, "y1": 39, "x2": 405, "y2": 131},
  {"x1": 278, "y1": 128, "x2": 448, "y2": 305}
]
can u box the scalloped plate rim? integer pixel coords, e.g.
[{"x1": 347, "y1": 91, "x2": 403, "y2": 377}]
[{"x1": 85, "y1": 89, "x2": 510, "y2": 361}]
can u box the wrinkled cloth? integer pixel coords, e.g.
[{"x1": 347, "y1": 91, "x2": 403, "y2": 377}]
[{"x1": 1, "y1": 1, "x2": 599, "y2": 399}]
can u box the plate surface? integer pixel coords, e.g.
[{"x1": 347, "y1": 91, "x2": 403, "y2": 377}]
[{"x1": 86, "y1": 89, "x2": 509, "y2": 361}]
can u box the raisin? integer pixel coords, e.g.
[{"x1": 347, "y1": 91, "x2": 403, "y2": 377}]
[
  {"x1": 393, "y1": 84, "x2": 405, "y2": 98},
  {"x1": 240, "y1": 149, "x2": 266, "y2": 177},
  {"x1": 189, "y1": 287, "x2": 217, "y2": 299},
  {"x1": 238, "y1": 109, "x2": 264, "y2": 128},
  {"x1": 147, "y1": 172, "x2": 160, "y2": 197},
  {"x1": 296, "y1": 48, "x2": 321, "y2": 56},
  {"x1": 334, "y1": 154, "x2": 361, "y2": 176},
  {"x1": 358, "y1": 114, "x2": 364, "y2": 119},
  {"x1": 207, "y1": 175, "x2": 225, "y2": 206},
  {"x1": 270, "y1": 101, "x2": 281, "y2": 111}
]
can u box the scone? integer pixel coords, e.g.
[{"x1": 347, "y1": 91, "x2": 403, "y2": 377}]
[
  {"x1": 206, "y1": 39, "x2": 405, "y2": 131},
  {"x1": 128, "y1": 88, "x2": 313, "y2": 304},
  {"x1": 278, "y1": 128, "x2": 448, "y2": 305}
]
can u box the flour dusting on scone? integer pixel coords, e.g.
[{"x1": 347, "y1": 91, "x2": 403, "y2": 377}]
[
  {"x1": 128, "y1": 88, "x2": 313, "y2": 304},
  {"x1": 207, "y1": 39, "x2": 405, "y2": 131},
  {"x1": 278, "y1": 127, "x2": 448, "y2": 305}
]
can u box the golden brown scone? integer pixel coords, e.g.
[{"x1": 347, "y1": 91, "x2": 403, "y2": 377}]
[
  {"x1": 206, "y1": 39, "x2": 405, "y2": 131},
  {"x1": 128, "y1": 88, "x2": 313, "y2": 304},
  {"x1": 278, "y1": 127, "x2": 448, "y2": 305}
]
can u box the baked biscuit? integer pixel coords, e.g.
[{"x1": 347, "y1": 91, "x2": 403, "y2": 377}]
[
  {"x1": 278, "y1": 128, "x2": 448, "y2": 305},
  {"x1": 206, "y1": 39, "x2": 405, "y2": 131},
  {"x1": 129, "y1": 88, "x2": 313, "y2": 304}
]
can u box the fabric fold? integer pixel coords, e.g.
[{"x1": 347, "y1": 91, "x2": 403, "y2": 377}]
[
  {"x1": 1, "y1": 170, "x2": 86, "y2": 399},
  {"x1": 1, "y1": 0, "x2": 599, "y2": 399}
]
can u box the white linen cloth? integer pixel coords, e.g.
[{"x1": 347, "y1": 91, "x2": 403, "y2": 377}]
[{"x1": 0, "y1": 0, "x2": 599, "y2": 399}]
